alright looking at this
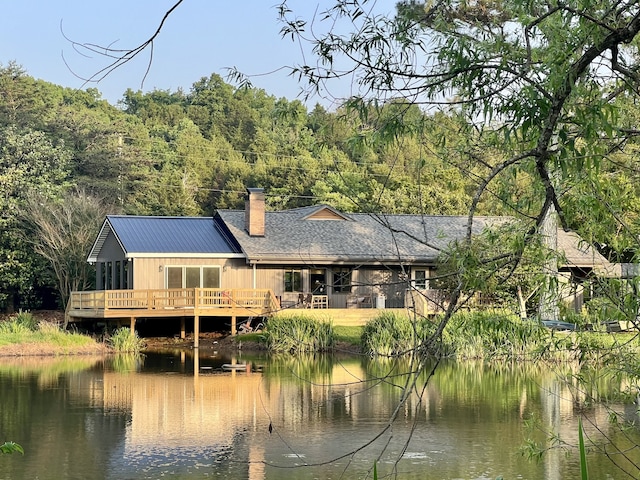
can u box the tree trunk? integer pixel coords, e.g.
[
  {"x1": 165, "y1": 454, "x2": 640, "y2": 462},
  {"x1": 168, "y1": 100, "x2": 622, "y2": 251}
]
[
  {"x1": 516, "y1": 285, "x2": 527, "y2": 319},
  {"x1": 538, "y1": 205, "x2": 559, "y2": 322}
]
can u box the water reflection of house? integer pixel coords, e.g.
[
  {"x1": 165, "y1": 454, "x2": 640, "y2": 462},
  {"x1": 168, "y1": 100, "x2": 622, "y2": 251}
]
[
  {"x1": 102, "y1": 372, "x2": 264, "y2": 445},
  {"x1": 60, "y1": 358, "x2": 639, "y2": 479}
]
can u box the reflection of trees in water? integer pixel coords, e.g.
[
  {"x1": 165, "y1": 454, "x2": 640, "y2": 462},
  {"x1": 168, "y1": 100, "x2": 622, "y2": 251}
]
[{"x1": 2, "y1": 354, "x2": 640, "y2": 478}]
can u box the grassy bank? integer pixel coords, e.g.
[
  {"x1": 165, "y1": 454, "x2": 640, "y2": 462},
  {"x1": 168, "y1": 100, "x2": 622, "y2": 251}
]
[{"x1": 0, "y1": 312, "x2": 109, "y2": 356}]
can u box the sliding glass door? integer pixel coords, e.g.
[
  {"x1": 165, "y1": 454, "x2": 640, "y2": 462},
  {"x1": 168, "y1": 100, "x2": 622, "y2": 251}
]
[{"x1": 166, "y1": 266, "x2": 220, "y2": 289}]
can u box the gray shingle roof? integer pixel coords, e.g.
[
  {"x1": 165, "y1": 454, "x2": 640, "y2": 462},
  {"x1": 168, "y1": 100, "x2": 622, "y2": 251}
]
[
  {"x1": 558, "y1": 230, "x2": 610, "y2": 268},
  {"x1": 88, "y1": 208, "x2": 611, "y2": 269},
  {"x1": 215, "y1": 205, "x2": 611, "y2": 268},
  {"x1": 215, "y1": 206, "x2": 503, "y2": 265}
]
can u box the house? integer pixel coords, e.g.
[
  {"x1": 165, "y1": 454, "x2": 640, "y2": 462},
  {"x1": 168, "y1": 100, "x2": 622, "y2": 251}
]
[{"x1": 68, "y1": 188, "x2": 612, "y2": 338}]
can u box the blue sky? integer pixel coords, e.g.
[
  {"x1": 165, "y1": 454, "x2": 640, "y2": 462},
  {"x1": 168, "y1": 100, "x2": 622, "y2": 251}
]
[{"x1": 2, "y1": 1, "x2": 395, "y2": 109}]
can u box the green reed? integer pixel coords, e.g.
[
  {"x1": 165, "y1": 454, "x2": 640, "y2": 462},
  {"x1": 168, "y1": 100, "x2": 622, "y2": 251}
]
[
  {"x1": 444, "y1": 310, "x2": 549, "y2": 360},
  {"x1": 264, "y1": 314, "x2": 334, "y2": 353},
  {"x1": 1, "y1": 441, "x2": 23, "y2": 455},
  {"x1": 360, "y1": 309, "x2": 614, "y2": 361},
  {"x1": 361, "y1": 311, "x2": 437, "y2": 357},
  {"x1": 108, "y1": 327, "x2": 145, "y2": 354}
]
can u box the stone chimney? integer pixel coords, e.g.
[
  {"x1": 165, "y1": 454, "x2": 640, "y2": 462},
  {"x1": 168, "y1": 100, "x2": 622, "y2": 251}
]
[{"x1": 245, "y1": 188, "x2": 265, "y2": 237}]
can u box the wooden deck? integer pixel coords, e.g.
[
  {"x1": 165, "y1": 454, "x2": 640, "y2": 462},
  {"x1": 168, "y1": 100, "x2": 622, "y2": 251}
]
[
  {"x1": 66, "y1": 288, "x2": 436, "y2": 347},
  {"x1": 66, "y1": 288, "x2": 279, "y2": 346}
]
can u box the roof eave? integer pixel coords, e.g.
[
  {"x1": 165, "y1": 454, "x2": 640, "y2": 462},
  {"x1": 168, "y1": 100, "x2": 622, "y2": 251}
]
[
  {"x1": 87, "y1": 217, "x2": 127, "y2": 263},
  {"x1": 245, "y1": 255, "x2": 439, "y2": 265},
  {"x1": 125, "y1": 253, "x2": 246, "y2": 259}
]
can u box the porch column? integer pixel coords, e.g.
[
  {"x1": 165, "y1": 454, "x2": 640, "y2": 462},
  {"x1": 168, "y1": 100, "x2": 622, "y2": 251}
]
[
  {"x1": 126, "y1": 260, "x2": 133, "y2": 289},
  {"x1": 121, "y1": 261, "x2": 126, "y2": 289},
  {"x1": 253, "y1": 263, "x2": 257, "y2": 289},
  {"x1": 180, "y1": 317, "x2": 186, "y2": 339},
  {"x1": 111, "y1": 262, "x2": 117, "y2": 290},
  {"x1": 194, "y1": 315, "x2": 200, "y2": 348},
  {"x1": 105, "y1": 263, "x2": 111, "y2": 289},
  {"x1": 231, "y1": 315, "x2": 237, "y2": 337},
  {"x1": 130, "y1": 317, "x2": 136, "y2": 336},
  {"x1": 96, "y1": 262, "x2": 104, "y2": 290}
]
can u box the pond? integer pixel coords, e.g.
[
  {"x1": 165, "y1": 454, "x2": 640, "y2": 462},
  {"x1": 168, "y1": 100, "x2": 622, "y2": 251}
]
[{"x1": 1, "y1": 348, "x2": 639, "y2": 479}]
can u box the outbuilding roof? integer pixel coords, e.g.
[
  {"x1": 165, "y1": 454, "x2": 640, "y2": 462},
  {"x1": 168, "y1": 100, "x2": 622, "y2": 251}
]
[{"x1": 87, "y1": 215, "x2": 242, "y2": 262}]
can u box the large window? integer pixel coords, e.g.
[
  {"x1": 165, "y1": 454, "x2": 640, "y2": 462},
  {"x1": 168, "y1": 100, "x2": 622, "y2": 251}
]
[
  {"x1": 166, "y1": 266, "x2": 220, "y2": 288},
  {"x1": 332, "y1": 268, "x2": 352, "y2": 293},
  {"x1": 284, "y1": 269, "x2": 302, "y2": 292}
]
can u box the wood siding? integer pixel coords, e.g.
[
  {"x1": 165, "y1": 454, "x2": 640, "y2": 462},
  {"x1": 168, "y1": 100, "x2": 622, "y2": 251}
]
[{"x1": 133, "y1": 258, "x2": 250, "y2": 290}]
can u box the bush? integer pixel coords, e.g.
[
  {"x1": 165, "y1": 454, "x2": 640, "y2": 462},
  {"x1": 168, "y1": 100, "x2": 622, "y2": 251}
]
[
  {"x1": 108, "y1": 327, "x2": 145, "y2": 354},
  {"x1": 265, "y1": 314, "x2": 334, "y2": 353},
  {"x1": 361, "y1": 311, "x2": 437, "y2": 357},
  {"x1": 585, "y1": 297, "x2": 627, "y2": 324},
  {"x1": 0, "y1": 311, "x2": 39, "y2": 335},
  {"x1": 13, "y1": 311, "x2": 38, "y2": 330}
]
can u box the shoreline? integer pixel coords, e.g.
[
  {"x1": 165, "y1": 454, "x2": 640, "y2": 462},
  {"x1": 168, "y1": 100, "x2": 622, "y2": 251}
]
[{"x1": 0, "y1": 311, "x2": 362, "y2": 356}]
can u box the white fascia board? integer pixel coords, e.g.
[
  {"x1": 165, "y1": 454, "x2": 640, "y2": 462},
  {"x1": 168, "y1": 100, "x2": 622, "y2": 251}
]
[
  {"x1": 247, "y1": 256, "x2": 436, "y2": 265},
  {"x1": 87, "y1": 218, "x2": 125, "y2": 263},
  {"x1": 125, "y1": 253, "x2": 246, "y2": 259}
]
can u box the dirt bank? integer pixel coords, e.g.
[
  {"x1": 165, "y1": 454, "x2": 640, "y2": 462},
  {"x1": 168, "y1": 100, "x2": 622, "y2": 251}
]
[{"x1": 142, "y1": 332, "x2": 266, "y2": 352}]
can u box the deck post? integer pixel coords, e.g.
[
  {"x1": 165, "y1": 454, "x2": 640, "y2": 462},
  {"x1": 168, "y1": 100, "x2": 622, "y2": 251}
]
[
  {"x1": 180, "y1": 317, "x2": 186, "y2": 339},
  {"x1": 129, "y1": 317, "x2": 136, "y2": 336},
  {"x1": 194, "y1": 315, "x2": 200, "y2": 348},
  {"x1": 231, "y1": 315, "x2": 237, "y2": 336}
]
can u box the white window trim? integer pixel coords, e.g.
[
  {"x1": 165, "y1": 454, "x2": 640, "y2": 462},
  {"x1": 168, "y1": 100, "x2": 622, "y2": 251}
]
[{"x1": 412, "y1": 268, "x2": 429, "y2": 290}]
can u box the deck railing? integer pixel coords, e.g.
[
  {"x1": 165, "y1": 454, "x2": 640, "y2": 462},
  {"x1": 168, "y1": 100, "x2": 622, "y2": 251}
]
[{"x1": 68, "y1": 288, "x2": 279, "y2": 315}]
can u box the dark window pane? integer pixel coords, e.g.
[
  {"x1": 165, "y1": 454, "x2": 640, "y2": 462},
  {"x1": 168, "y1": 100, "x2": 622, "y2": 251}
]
[
  {"x1": 333, "y1": 268, "x2": 352, "y2": 293},
  {"x1": 284, "y1": 269, "x2": 302, "y2": 292},
  {"x1": 167, "y1": 267, "x2": 182, "y2": 289},
  {"x1": 203, "y1": 267, "x2": 220, "y2": 288},
  {"x1": 185, "y1": 267, "x2": 200, "y2": 288}
]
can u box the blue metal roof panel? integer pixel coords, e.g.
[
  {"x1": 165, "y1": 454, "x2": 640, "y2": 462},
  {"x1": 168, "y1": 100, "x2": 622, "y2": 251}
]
[{"x1": 106, "y1": 216, "x2": 240, "y2": 254}]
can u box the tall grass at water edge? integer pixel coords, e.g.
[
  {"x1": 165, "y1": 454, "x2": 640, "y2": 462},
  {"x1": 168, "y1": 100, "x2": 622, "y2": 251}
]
[
  {"x1": 108, "y1": 327, "x2": 145, "y2": 354},
  {"x1": 444, "y1": 310, "x2": 549, "y2": 360},
  {"x1": 361, "y1": 311, "x2": 438, "y2": 357},
  {"x1": 361, "y1": 309, "x2": 637, "y2": 361},
  {"x1": 265, "y1": 314, "x2": 334, "y2": 353},
  {"x1": 0, "y1": 311, "x2": 96, "y2": 350}
]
